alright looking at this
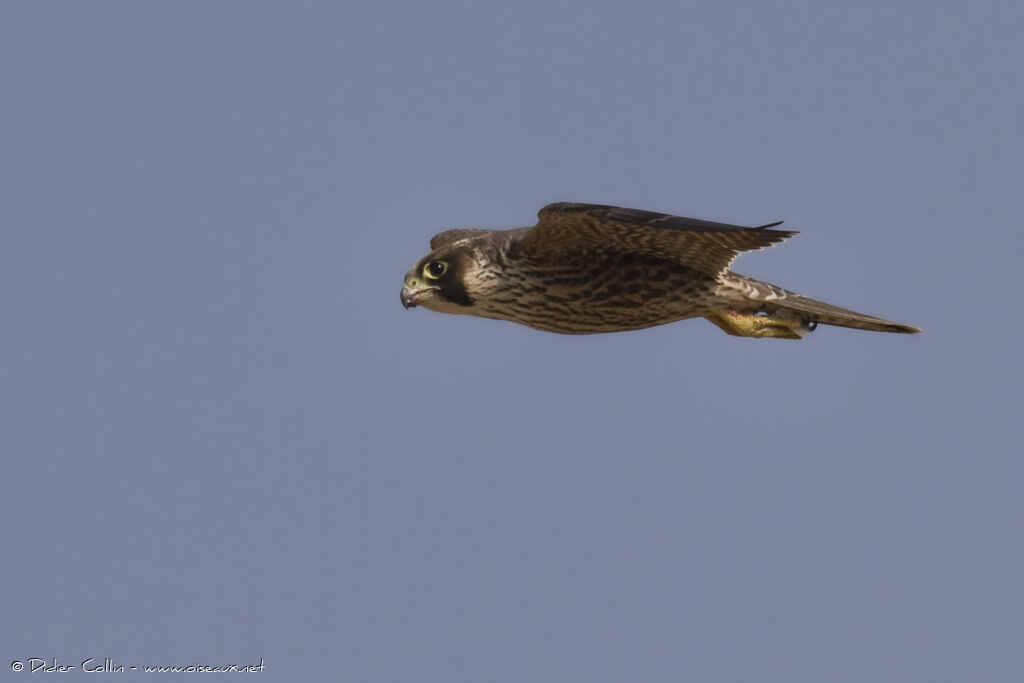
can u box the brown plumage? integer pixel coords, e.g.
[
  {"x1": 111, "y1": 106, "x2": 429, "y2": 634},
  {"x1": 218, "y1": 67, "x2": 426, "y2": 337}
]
[{"x1": 401, "y1": 202, "x2": 920, "y2": 339}]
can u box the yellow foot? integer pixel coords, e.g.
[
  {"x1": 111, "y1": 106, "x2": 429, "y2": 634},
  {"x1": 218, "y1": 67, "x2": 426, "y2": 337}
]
[{"x1": 705, "y1": 308, "x2": 816, "y2": 340}]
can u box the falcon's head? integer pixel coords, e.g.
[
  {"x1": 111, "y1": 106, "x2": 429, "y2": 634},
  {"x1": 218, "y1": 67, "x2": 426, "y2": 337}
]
[{"x1": 401, "y1": 239, "x2": 492, "y2": 314}]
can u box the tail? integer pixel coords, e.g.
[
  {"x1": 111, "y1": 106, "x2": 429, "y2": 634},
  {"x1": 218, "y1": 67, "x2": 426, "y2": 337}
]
[
  {"x1": 720, "y1": 274, "x2": 921, "y2": 335},
  {"x1": 770, "y1": 292, "x2": 921, "y2": 334}
]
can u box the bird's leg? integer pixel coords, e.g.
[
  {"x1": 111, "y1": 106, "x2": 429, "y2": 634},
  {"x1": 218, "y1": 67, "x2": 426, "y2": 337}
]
[{"x1": 705, "y1": 308, "x2": 813, "y2": 340}]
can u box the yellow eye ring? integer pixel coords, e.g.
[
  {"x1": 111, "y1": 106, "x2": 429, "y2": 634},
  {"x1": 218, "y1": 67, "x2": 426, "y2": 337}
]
[{"x1": 423, "y1": 261, "x2": 448, "y2": 280}]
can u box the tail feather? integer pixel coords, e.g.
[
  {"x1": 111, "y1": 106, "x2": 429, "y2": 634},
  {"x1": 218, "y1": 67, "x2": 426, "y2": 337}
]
[
  {"x1": 726, "y1": 273, "x2": 921, "y2": 334},
  {"x1": 774, "y1": 293, "x2": 921, "y2": 334}
]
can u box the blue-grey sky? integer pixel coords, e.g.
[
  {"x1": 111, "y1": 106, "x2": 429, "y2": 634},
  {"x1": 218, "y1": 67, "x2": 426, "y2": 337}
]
[{"x1": 2, "y1": 1, "x2": 1021, "y2": 681}]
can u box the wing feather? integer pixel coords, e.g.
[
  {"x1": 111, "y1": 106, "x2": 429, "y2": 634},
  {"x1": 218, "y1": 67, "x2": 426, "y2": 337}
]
[{"x1": 516, "y1": 202, "x2": 795, "y2": 276}]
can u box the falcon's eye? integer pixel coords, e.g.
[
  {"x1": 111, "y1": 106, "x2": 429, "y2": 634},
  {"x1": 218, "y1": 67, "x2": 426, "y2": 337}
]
[{"x1": 423, "y1": 261, "x2": 448, "y2": 280}]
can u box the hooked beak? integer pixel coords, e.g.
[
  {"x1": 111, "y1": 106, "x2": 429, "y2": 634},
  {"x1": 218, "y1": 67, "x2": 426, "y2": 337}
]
[
  {"x1": 401, "y1": 285, "x2": 418, "y2": 309},
  {"x1": 401, "y1": 284, "x2": 435, "y2": 309}
]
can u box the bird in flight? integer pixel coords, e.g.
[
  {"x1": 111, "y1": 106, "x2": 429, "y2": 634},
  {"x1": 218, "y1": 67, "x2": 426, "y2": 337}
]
[{"x1": 400, "y1": 202, "x2": 920, "y2": 339}]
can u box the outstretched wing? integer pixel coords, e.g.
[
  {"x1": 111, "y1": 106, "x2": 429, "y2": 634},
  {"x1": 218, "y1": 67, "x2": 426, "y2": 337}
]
[
  {"x1": 430, "y1": 229, "x2": 491, "y2": 250},
  {"x1": 516, "y1": 202, "x2": 795, "y2": 276}
]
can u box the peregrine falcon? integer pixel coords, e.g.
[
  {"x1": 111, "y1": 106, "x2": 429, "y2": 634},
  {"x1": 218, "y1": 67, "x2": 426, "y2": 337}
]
[{"x1": 400, "y1": 202, "x2": 920, "y2": 339}]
